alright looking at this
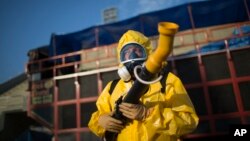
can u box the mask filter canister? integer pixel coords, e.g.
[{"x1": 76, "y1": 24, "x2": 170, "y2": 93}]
[{"x1": 117, "y1": 66, "x2": 131, "y2": 82}]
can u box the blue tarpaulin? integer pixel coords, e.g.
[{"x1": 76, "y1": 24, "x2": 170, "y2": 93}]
[{"x1": 48, "y1": 0, "x2": 250, "y2": 58}]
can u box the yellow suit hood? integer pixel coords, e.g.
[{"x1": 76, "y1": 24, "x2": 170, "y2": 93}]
[{"x1": 117, "y1": 30, "x2": 153, "y2": 64}]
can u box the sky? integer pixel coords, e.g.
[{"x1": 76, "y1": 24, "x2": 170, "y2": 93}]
[{"x1": 0, "y1": 0, "x2": 203, "y2": 84}]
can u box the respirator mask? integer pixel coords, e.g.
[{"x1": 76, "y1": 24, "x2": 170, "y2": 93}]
[{"x1": 117, "y1": 43, "x2": 147, "y2": 81}]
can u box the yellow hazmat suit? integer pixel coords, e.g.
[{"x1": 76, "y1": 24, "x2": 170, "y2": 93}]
[{"x1": 88, "y1": 30, "x2": 199, "y2": 141}]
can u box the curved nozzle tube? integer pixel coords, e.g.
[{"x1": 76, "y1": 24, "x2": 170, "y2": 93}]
[{"x1": 145, "y1": 22, "x2": 179, "y2": 74}]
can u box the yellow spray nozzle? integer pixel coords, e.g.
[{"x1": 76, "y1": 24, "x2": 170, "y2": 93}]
[
  {"x1": 145, "y1": 22, "x2": 179, "y2": 74},
  {"x1": 158, "y1": 22, "x2": 179, "y2": 35}
]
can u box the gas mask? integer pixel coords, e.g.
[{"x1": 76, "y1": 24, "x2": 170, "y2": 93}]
[{"x1": 117, "y1": 43, "x2": 147, "y2": 81}]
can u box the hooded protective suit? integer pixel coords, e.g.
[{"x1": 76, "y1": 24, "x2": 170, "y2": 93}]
[{"x1": 88, "y1": 30, "x2": 199, "y2": 141}]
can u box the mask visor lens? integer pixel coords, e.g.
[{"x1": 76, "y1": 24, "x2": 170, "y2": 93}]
[{"x1": 120, "y1": 43, "x2": 147, "y2": 63}]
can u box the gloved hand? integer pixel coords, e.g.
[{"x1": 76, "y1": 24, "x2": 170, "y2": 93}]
[
  {"x1": 119, "y1": 102, "x2": 152, "y2": 121},
  {"x1": 98, "y1": 112, "x2": 124, "y2": 133}
]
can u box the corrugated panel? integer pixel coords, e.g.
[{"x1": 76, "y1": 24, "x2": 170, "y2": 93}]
[{"x1": 0, "y1": 95, "x2": 27, "y2": 112}]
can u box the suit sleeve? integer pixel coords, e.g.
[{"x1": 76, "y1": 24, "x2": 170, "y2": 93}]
[
  {"x1": 88, "y1": 82, "x2": 112, "y2": 137},
  {"x1": 143, "y1": 73, "x2": 199, "y2": 139}
]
